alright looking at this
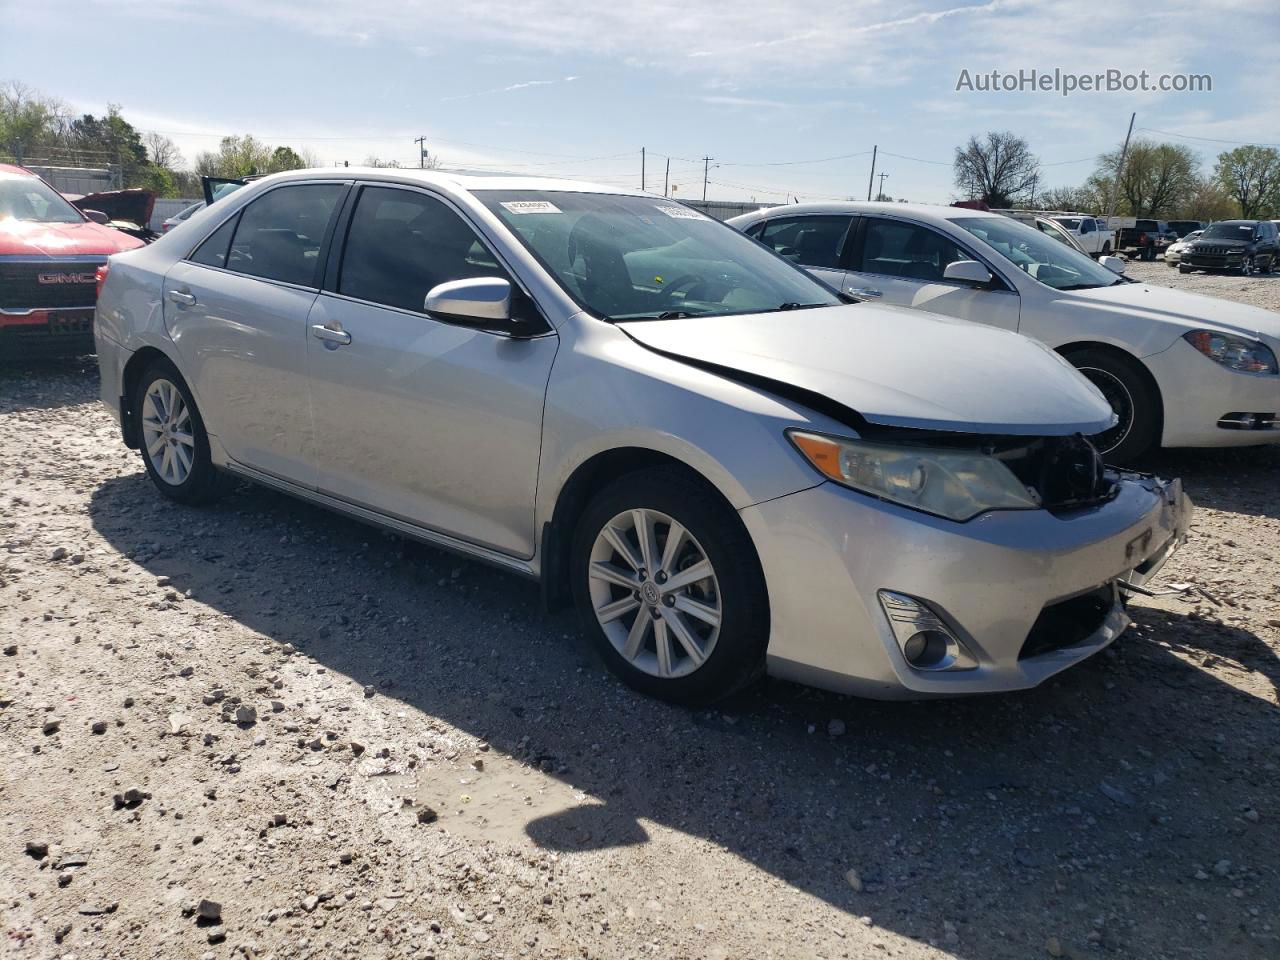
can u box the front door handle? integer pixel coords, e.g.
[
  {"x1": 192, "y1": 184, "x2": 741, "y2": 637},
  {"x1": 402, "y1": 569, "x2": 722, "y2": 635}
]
[
  {"x1": 311, "y1": 324, "x2": 352, "y2": 346},
  {"x1": 167, "y1": 289, "x2": 196, "y2": 307},
  {"x1": 847, "y1": 287, "x2": 882, "y2": 298}
]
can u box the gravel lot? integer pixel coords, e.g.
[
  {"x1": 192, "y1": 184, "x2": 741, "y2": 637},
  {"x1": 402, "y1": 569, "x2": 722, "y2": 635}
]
[{"x1": 2, "y1": 263, "x2": 1278, "y2": 960}]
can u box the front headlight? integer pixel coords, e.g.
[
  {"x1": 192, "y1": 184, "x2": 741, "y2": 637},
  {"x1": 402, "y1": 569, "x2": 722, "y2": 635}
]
[
  {"x1": 788, "y1": 431, "x2": 1041, "y2": 522},
  {"x1": 1183, "y1": 330, "x2": 1278, "y2": 374}
]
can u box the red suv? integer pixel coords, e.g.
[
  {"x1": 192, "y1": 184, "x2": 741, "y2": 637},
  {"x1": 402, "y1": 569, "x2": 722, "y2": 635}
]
[{"x1": 1, "y1": 163, "x2": 144, "y2": 357}]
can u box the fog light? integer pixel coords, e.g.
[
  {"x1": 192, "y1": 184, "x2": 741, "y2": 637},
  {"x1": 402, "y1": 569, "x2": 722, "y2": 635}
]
[
  {"x1": 877, "y1": 591, "x2": 977, "y2": 672},
  {"x1": 902, "y1": 630, "x2": 951, "y2": 668}
]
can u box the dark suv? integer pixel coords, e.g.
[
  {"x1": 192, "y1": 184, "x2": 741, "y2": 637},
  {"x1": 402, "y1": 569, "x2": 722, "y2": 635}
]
[{"x1": 1180, "y1": 220, "x2": 1279, "y2": 276}]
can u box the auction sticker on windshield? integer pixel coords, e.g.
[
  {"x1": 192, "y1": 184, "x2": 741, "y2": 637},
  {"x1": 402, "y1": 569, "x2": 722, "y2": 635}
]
[
  {"x1": 654, "y1": 204, "x2": 707, "y2": 220},
  {"x1": 500, "y1": 201, "x2": 562, "y2": 215}
]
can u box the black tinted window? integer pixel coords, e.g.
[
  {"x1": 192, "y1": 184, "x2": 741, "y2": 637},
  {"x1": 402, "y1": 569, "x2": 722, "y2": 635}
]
[
  {"x1": 757, "y1": 216, "x2": 851, "y2": 269},
  {"x1": 860, "y1": 219, "x2": 966, "y2": 282},
  {"x1": 338, "y1": 186, "x2": 514, "y2": 313},
  {"x1": 226, "y1": 184, "x2": 343, "y2": 287},
  {"x1": 189, "y1": 215, "x2": 238, "y2": 268}
]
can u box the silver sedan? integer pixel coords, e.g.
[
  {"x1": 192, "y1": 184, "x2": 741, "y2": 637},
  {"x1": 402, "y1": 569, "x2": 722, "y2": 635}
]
[{"x1": 94, "y1": 169, "x2": 1190, "y2": 703}]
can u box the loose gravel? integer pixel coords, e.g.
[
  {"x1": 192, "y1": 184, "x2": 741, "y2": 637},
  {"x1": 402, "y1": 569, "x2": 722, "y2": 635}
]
[{"x1": 1, "y1": 265, "x2": 1277, "y2": 959}]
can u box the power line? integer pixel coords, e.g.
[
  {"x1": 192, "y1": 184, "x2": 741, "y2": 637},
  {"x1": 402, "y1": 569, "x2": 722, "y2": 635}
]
[{"x1": 1136, "y1": 126, "x2": 1280, "y2": 149}]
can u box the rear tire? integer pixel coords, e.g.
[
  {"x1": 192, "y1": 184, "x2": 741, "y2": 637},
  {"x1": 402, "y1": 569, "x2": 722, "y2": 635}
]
[
  {"x1": 1178, "y1": 264, "x2": 1192, "y2": 274},
  {"x1": 570, "y1": 466, "x2": 769, "y2": 705},
  {"x1": 1065, "y1": 348, "x2": 1160, "y2": 464},
  {"x1": 133, "y1": 358, "x2": 231, "y2": 505}
]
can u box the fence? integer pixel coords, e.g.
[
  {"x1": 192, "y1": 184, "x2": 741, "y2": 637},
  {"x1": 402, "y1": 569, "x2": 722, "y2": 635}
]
[
  {"x1": 681, "y1": 199, "x2": 779, "y2": 221},
  {"x1": 19, "y1": 163, "x2": 118, "y2": 194}
]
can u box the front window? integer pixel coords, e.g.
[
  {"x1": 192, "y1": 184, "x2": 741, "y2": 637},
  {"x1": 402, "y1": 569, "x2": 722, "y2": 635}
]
[
  {"x1": 0, "y1": 177, "x2": 85, "y2": 224},
  {"x1": 954, "y1": 216, "x2": 1123, "y2": 291},
  {"x1": 1054, "y1": 218, "x2": 1082, "y2": 231},
  {"x1": 1199, "y1": 222, "x2": 1255, "y2": 241},
  {"x1": 477, "y1": 191, "x2": 840, "y2": 320}
]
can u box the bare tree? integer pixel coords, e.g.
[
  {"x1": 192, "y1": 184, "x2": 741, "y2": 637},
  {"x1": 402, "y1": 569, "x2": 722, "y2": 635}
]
[
  {"x1": 1214, "y1": 145, "x2": 1280, "y2": 219},
  {"x1": 0, "y1": 80, "x2": 68, "y2": 163},
  {"x1": 143, "y1": 131, "x2": 183, "y2": 170},
  {"x1": 953, "y1": 132, "x2": 1040, "y2": 207}
]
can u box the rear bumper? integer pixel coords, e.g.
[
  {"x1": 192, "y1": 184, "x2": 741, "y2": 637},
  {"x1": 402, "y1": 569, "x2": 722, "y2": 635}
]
[
  {"x1": 94, "y1": 323, "x2": 129, "y2": 428},
  {"x1": 741, "y1": 473, "x2": 1191, "y2": 700},
  {"x1": 0, "y1": 308, "x2": 95, "y2": 357}
]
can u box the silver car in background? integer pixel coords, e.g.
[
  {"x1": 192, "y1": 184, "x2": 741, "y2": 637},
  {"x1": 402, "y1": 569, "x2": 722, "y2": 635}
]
[{"x1": 94, "y1": 169, "x2": 1190, "y2": 703}]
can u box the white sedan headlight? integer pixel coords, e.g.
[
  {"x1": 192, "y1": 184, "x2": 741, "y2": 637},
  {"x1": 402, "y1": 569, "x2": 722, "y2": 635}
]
[
  {"x1": 1183, "y1": 331, "x2": 1278, "y2": 374},
  {"x1": 788, "y1": 431, "x2": 1041, "y2": 522}
]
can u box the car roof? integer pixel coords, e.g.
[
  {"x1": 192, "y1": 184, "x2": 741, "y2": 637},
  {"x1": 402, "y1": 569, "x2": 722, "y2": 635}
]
[
  {"x1": 731, "y1": 200, "x2": 1003, "y2": 222},
  {"x1": 249, "y1": 166, "x2": 645, "y2": 197},
  {"x1": 0, "y1": 163, "x2": 39, "y2": 179}
]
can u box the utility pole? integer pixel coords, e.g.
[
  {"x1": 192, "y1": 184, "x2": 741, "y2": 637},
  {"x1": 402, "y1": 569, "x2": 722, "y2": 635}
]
[
  {"x1": 414, "y1": 135, "x2": 428, "y2": 169},
  {"x1": 866, "y1": 145, "x2": 878, "y2": 201},
  {"x1": 876, "y1": 171, "x2": 889, "y2": 200},
  {"x1": 1104, "y1": 112, "x2": 1136, "y2": 226},
  {"x1": 641, "y1": 147, "x2": 646, "y2": 191},
  {"x1": 701, "y1": 156, "x2": 714, "y2": 202},
  {"x1": 664, "y1": 157, "x2": 670, "y2": 198}
]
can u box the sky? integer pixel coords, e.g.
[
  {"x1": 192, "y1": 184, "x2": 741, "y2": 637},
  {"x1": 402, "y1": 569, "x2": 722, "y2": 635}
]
[{"x1": 2, "y1": 0, "x2": 1277, "y2": 203}]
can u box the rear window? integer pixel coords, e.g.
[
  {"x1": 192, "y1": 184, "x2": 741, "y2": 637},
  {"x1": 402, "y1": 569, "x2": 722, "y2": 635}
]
[{"x1": 224, "y1": 184, "x2": 344, "y2": 287}]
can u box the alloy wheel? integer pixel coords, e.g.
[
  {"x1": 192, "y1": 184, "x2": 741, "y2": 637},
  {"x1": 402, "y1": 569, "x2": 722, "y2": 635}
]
[
  {"x1": 587, "y1": 508, "x2": 722, "y2": 679},
  {"x1": 1077, "y1": 366, "x2": 1134, "y2": 456},
  {"x1": 1241, "y1": 256, "x2": 1254, "y2": 276},
  {"x1": 141, "y1": 378, "x2": 196, "y2": 486}
]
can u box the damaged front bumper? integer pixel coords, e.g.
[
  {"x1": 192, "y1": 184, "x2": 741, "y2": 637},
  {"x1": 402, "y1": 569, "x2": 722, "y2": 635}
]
[{"x1": 740, "y1": 471, "x2": 1192, "y2": 699}]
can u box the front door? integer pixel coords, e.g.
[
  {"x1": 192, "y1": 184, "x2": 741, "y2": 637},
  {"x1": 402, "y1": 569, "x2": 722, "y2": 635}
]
[
  {"x1": 163, "y1": 181, "x2": 348, "y2": 483},
  {"x1": 841, "y1": 216, "x2": 1021, "y2": 332},
  {"x1": 305, "y1": 184, "x2": 558, "y2": 558}
]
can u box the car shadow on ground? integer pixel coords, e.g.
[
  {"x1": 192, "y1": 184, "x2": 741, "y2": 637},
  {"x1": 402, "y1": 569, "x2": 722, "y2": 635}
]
[
  {"x1": 1143, "y1": 445, "x2": 1280, "y2": 521},
  {"x1": 87, "y1": 470, "x2": 1280, "y2": 959},
  {"x1": 0, "y1": 354, "x2": 100, "y2": 413}
]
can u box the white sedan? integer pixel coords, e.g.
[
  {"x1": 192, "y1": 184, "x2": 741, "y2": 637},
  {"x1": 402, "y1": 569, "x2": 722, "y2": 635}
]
[
  {"x1": 730, "y1": 202, "x2": 1280, "y2": 461},
  {"x1": 1165, "y1": 230, "x2": 1203, "y2": 266}
]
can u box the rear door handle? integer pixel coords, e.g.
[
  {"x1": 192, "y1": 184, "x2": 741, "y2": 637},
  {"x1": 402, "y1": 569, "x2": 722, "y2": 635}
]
[
  {"x1": 311, "y1": 324, "x2": 352, "y2": 346},
  {"x1": 847, "y1": 287, "x2": 882, "y2": 298},
  {"x1": 167, "y1": 289, "x2": 196, "y2": 306}
]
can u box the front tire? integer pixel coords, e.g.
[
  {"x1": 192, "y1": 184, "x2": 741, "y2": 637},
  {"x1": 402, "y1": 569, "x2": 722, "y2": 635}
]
[
  {"x1": 134, "y1": 359, "x2": 230, "y2": 505},
  {"x1": 570, "y1": 466, "x2": 769, "y2": 705},
  {"x1": 1241, "y1": 256, "x2": 1255, "y2": 277},
  {"x1": 1066, "y1": 348, "x2": 1160, "y2": 464},
  {"x1": 1179, "y1": 264, "x2": 1192, "y2": 274}
]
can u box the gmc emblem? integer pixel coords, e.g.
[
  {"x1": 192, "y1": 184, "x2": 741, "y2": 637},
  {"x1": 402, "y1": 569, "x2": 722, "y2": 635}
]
[{"x1": 38, "y1": 272, "x2": 97, "y2": 285}]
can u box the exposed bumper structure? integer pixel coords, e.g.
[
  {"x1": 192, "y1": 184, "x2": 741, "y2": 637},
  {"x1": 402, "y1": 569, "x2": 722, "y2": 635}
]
[
  {"x1": 741, "y1": 472, "x2": 1192, "y2": 699},
  {"x1": 1145, "y1": 338, "x2": 1280, "y2": 447}
]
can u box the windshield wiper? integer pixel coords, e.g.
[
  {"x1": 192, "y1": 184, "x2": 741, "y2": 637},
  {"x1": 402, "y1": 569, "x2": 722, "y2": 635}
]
[{"x1": 776, "y1": 302, "x2": 827, "y2": 311}]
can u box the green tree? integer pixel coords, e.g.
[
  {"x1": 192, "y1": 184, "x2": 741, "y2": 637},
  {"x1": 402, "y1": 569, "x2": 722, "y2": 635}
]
[
  {"x1": 1090, "y1": 140, "x2": 1199, "y2": 217},
  {"x1": 267, "y1": 145, "x2": 305, "y2": 173},
  {"x1": 0, "y1": 81, "x2": 65, "y2": 164},
  {"x1": 66, "y1": 105, "x2": 150, "y2": 186},
  {"x1": 194, "y1": 135, "x2": 313, "y2": 178},
  {"x1": 1214, "y1": 145, "x2": 1280, "y2": 219}
]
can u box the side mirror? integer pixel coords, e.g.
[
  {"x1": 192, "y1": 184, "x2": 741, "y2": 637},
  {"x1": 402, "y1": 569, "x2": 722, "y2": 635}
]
[
  {"x1": 424, "y1": 277, "x2": 511, "y2": 323},
  {"x1": 82, "y1": 209, "x2": 110, "y2": 225},
  {"x1": 1100, "y1": 255, "x2": 1126, "y2": 275},
  {"x1": 942, "y1": 259, "x2": 993, "y2": 286}
]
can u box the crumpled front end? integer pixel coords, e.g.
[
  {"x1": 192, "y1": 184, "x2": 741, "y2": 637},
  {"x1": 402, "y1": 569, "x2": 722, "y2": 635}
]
[{"x1": 741, "y1": 462, "x2": 1192, "y2": 699}]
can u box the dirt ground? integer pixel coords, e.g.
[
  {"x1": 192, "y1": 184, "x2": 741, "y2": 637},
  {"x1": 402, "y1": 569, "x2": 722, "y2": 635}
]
[{"x1": 2, "y1": 262, "x2": 1278, "y2": 960}]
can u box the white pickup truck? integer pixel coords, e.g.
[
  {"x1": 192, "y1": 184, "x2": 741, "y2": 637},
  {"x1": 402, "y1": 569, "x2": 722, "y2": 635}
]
[{"x1": 991, "y1": 209, "x2": 1114, "y2": 256}]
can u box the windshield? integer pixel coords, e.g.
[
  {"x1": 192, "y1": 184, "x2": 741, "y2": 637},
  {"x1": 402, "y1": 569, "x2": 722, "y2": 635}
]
[
  {"x1": 0, "y1": 177, "x2": 85, "y2": 224},
  {"x1": 477, "y1": 191, "x2": 841, "y2": 320},
  {"x1": 953, "y1": 216, "x2": 1123, "y2": 290},
  {"x1": 1200, "y1": 222, "x2": 1255, "y2": 241},
  {"x1": 1053, "y1": 218, "x2": 1081, "y2": 230}
]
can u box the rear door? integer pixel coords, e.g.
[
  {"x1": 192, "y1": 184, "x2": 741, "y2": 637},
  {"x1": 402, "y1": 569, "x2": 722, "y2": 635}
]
[
  {"x1": 163, "y1": 180, "x2": 348, "y2": 484},
  {"x1": 754, "y1": 214, "x2": 855, "y2": 290},
  {"x1": 842, "y1": 215, "x2": 1021, "y2": 331}
]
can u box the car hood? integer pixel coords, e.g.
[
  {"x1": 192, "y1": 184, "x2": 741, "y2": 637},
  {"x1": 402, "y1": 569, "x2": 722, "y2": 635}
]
[
  {"x1": 66, "y1": 189, "x2": 156, "y2": 228},
  {"x1": 618, "y1": 304, "x2": 1114, "y2": 436},
  {"x1": 1063, "y1": 282, "x2": 1280, "y2": 341},
  {"x1": 0, "y1": 218, "x2": 145, "y2": 257}
]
